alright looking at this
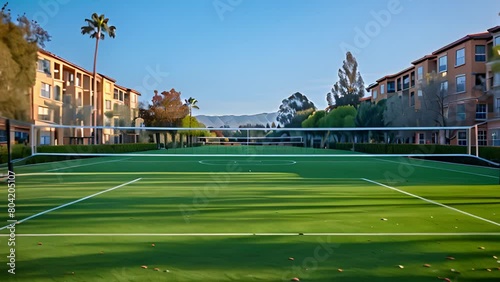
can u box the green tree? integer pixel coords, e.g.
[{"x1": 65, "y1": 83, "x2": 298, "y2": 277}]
[
  {"x1": 81, "y1": 13, "x2": 116, "y2": 144},
  {"x1": 318, "y1": 105, "x2": 357, "y2": 144},
  {"x1": 277, "y1": 92, "x2": 316, "y2": 127},
  {"x1": 355, "y1": 100, "x2": 386, "y2": 142},
  {"x1": 327, "y1": 52, "x2": 365, "y2": 108},
  {"x1": 0, "y1": 3, "x2": 50, "y2": 120},
  {"x1": 302, "y1": 110, "x2": 326, "y2": 128}
]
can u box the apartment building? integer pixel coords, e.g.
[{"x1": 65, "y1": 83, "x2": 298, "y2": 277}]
[
  {"x1": 367, "y1": 29, "x2": 495, "y2": 146},
  {"x1": 32, "y1": 49, "x2": 141, "y2": 145}
]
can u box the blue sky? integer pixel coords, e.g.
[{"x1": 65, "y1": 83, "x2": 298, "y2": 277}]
[{"x1": 10, "y1": 0, "x2": 500, "y2": 115}]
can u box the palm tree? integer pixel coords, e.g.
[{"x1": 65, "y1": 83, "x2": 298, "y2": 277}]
[
  {"x1": 81, "y1": 13, "x2": 116, "y2": 144},
  {"x1": 184, "y1": 97, "x2": 199, "y2": 146}
]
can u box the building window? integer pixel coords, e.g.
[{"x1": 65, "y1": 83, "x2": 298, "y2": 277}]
[
  {"x1": 417, "y1": 89, "x2": 423, "y2": 97},
  {"x1": 476, "y1": 104, "x2": 487, "y2": 120},
  {"x1": 417, "y1": 66, "x2": 423, "y2": 81},
  {"x1": 438, "y1": 55, "x2": 447, "y2": 72},
  {"x1": 455, "y1": 48, "x2": 465, "y2": 66},
  {"x1": 456, "y1": 75, "x2": 466, "y2": 93},
  {"x1": 418, "y1": 133, "x2": 425, "y2": 144},
  {"x1": 114, "y1": 89, "x2": 119, "y2": 100},
  {"x1": 54, "y1": 85, "x2": 61, "y2": 101},
  {"x1": 106, "y1": 100, "x2": 111, "y2": 110},
  {"x1": 478, "y1": 130, "x2": 487, "y2": 146},
  {"x1": 475, "y1": 45, "x2": 486, "y2": 62},
  {"x1": 495, "y1": 36, "x2": 500, "y2": 46},
  {"x1": 40, "y1": 133, "x2": 51, "y2": 145},
  {"x1": 440, "y1": 81, "x2": 448, "y2": 95},
  {"x1": 38, "y1": 106, "x2": 50, "y2": 121},
  {"x1": 457, "y1": 104, "x2": 466, "y2": 121},
  {"x1": 410, "y1": 71, "x2": 415, "y2": 87},
  {"x1": 119, "y1": 91, "x2": 124, "y2": 101},
  {"x1": 458, "y1": 131, "x2": 467, "y2": 146},
  {"x1": 410, "y1": 92, "x2": 415, "y2": 107},
  {"x1": 37, "y1": 59, "x2": 51, "y2": 74},
  {"x1": 403, "y1": 75, "x2": 410, "y2": 89},
  {"x1": 373, "y1": 90, "x2": 378, "y2": 99},
  {"x1": 396, "y1": 78, "x2": 402, "y2": 91},
  {"x1": 387, "y1": 81, "x2": 395, "y2": 93},
  {"x1": 40, "y1": 83, "x2": 51, "y2": 98},
  {"x1": 77, "y1": 92, "x2": 83, "y2": 107},
  {"x1": 380, "y1": 84, "x2": 385, "y2": 94}
]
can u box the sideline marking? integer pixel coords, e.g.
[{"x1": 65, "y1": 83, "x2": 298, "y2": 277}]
[
  {"x1": 0, "y1": 178, "x2": 142, "y2": 231},
  {"x1": 199, "y1": 160, "x2": 296, "y2": 166},
  {"x1": 361, "y1": 178, "x2": 500, "y2": 227},
  {"x1": 1, "y1": 232, "x2": 499, "y2": 237}
]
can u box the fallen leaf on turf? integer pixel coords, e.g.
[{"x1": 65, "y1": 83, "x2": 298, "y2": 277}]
[
  {"x1": 438, "y1": 277, "x2": 451, "y2": 282},
  {"x1": 381, "y1": 218, "x2": 388, "y2": 221},
  {"x1": 154, "y1": 268, "x2": 160, "y2": 271},
  {"x1": 486, "y1": 269, "x2": 492, "y2": 272},
  {"x1": 288, "y1": 257, "x2": 294, "y2": 261},
  {"x1": 151, "y1": 244, "x2": 155, "y2": 247},
  {"x1": 398, "y1": 265, "x2": 404, "y2": 269},
  {"x1": 423, "y1": 264, "x2": 431, "y2": 268},
  {"x1": 141, "y1": 266, "x2": 148, "y2": 269},
  {"x1": 446, "y1": 256, "x2": 455, "y2": 260},
  {"x1": 37, "y1": 242, "x2": 42, "y2": 245},
  {"x1": 291, "y1": 278, "x2": 300, "y2": 281},
  {"x1": 478, "y1": 246, "x2": 485, "y2": 250},
  {"x1": 338, "y1": 268, "x2": 343, "y2": 272},
  {"x1": 493, "y1": 255, "x2": 498, "y2": 259}
]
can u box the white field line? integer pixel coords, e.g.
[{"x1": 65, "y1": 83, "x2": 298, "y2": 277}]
[
  {"x1": 46, "y1": 158, "x2": 131, "y2": 172},
  {"x1": 361, "y1": 178, "x2": 500, "y2": 227},
  {"x1": 376, "y1": 158, "x2": 498, "y2": 179},
  {"x1": 0, "y1": 178, "x2": 142, "y2": 231},
  {"x1": 0, "y1": 232, "x2": 499, "y2": 237}
]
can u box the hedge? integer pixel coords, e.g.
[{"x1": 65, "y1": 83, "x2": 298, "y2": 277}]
[
  {"x1": 36, "y1": 143, "x2": 158, "y2": 154},
  {"x1": 332, "y1": 143, "x2": 499, "y2": 165},
  {"x1": 0, "y1": 144, "x2": 32, "y2": 164},
  {"x1": 15, "y1": 143, "x2": 158, "y2": 165}
]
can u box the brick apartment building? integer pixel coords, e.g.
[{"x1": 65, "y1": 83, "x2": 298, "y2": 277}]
[
  {"x1": 32, "y1": 49, "x2": 141, "y2": 145},
  {"x1": 367, "y1": 26, "x2": 500, "y2": 146}
]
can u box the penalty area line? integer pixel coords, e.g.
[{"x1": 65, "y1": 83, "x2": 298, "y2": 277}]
[
  {"x1": 2, "y1": 232, "x2": 500, "y2": 237},
  {"x1": 361, "y1": 178, "x2": 500, "y2": 228},
  {"x1": 0, "y1": 178, "x2": 142, "y2": 231}
]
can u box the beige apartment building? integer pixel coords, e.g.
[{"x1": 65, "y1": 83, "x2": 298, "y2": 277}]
[
  {"x1": 32, "y1": 49, "x2": 141, "y2": 145},
  {"x1": 367, "y1": 28, "x2": 498, "y2": 146}
]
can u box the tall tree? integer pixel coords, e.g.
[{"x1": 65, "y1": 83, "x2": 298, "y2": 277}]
[
  {"x1": 277, "y1": 92, "x2": 316, "y2": 127},
  {"x1": 0, "y1": 3, "x2": 50, "y2": 120},
  {"x1": 184, "y1": 97, "x2": 199, "y2": 146},
  {"x1": 81, "y1": 13, "x2": 116, "y2": 144},
  {"x1": 328, "y1": 52, "x2": 365, "y2": 108}
]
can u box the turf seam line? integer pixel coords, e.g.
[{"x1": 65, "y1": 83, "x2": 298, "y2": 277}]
[
  {"x1": 1, "y1": 233, "x2": 499, "y2": 237},
  {"x1": 361, "y1": 178, "x2": 500, "y2": 227},
  {"x1": 375, "y1": 158, "x2": 497, "y2": 179},
  {"x1": 0, "y1": 178, "x2": 142, "y2": 231}
]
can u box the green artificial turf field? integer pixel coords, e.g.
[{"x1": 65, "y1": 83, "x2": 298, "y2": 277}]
[{"x1": 1, "y1": 147, "x2": 499, "y2": 281}]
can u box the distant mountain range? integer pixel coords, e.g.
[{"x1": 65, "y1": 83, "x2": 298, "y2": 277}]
[{"x1": 196, "y1": 113, "x2": 279, "y2": 128}]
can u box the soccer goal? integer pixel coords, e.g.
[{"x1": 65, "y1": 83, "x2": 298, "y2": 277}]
[{"x1": 27, "y1": 124, "x2": 494, "y2": 163}]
